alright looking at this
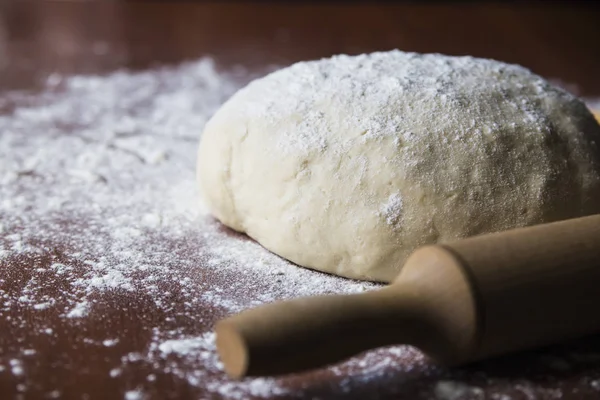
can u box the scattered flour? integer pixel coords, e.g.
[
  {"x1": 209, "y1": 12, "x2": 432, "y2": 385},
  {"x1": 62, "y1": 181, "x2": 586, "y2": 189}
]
[
  {"x1": 0, "y1": 57, "x2": 599, "y2": 399},
  {"x1": 9, "y1": 359, "x2": 23, "y2": 377},
  {"x1": 103, "y1": 339, "x2": 119, "y2": 347},
  {"x1": 110, "y1": 368, "x2": 122, "y2": 378},
  {"x1": 0, "y1": 58, "x2": 376, "y2": 399},
  {"x1": 158, "y1": 337, "x2": 208, "y2": 356},
  {"x1": 65, "y1": 300, "x2": 90, "y2": 318},
  {"x1": 124, "y1": 389, "x2": 145, "y2": 400},
  {"x1": 434, "y1": 380, "x2": 484, "y2": 400}
]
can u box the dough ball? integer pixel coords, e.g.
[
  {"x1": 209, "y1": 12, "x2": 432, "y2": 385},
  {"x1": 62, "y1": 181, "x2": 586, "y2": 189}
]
[{"x1": 197, "y1": 50, "x2": 600, "y2": 282}]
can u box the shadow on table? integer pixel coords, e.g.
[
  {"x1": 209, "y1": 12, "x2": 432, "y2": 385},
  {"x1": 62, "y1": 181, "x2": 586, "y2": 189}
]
[{"x1": 283, "y1": 335, "x2": 600, "y2": 400}]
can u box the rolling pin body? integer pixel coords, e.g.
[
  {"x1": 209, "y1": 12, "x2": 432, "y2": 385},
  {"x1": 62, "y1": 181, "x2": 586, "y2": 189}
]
[
  {"x1": 216, "y1": 214, "x2": 600, "y2": 378},
  {"x1": 444, "y1": 213, "x2": 600, "y2": 362}
]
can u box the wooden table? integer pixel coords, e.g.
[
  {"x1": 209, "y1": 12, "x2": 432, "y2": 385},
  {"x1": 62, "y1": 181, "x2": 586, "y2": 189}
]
[{"x1": 2, "y1": 2, "x2": 600, "y2": 399}]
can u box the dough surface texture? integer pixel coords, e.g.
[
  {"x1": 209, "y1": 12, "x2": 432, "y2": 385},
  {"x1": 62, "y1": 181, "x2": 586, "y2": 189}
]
[{"x1": 198, "y1": 50, "x2": 600, "y2": 282}]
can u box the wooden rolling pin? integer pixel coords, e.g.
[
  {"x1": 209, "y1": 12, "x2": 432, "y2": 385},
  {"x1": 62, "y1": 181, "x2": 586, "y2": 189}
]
[{"x1": 215, "y1": 214, "x2": 600, "y2": 378}]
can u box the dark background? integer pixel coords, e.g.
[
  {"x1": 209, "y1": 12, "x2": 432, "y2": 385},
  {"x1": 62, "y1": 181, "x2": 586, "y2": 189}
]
[{"x1": 1, "y1": 1, "x2": 600, "y2": 94}]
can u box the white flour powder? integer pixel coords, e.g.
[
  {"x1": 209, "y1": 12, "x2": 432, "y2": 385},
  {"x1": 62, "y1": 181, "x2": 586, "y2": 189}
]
[
  {"x1": 0, "y1": 58, "x2": 378, "y2": 399},
  {"x1": 1, "y1": 57, "x2": 600, "y2": 399}
]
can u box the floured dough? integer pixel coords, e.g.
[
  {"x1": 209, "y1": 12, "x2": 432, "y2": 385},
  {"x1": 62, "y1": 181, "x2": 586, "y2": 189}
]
[{"x1": 197, "y1": 50, "x2": 600, "y2": 282}]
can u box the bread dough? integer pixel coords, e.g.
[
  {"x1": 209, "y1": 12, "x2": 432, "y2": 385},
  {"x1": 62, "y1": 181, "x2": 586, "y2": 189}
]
[{"x1": 197, "y1": 50, "x2": 600, "y2": 282}]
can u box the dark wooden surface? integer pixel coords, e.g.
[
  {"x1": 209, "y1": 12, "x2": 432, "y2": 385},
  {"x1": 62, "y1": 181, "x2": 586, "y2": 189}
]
[{"x1": 2, "y1": 2, "x2": 600, "y2": 400}]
